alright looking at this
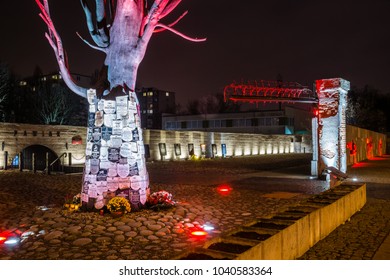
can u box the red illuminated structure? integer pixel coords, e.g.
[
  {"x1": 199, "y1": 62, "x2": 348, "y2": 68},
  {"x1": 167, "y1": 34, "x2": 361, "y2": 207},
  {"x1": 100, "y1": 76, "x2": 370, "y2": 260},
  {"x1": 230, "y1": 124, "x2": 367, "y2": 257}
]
[{"x1": 224, "y1": 80, "x2": 318, "y2": 104}]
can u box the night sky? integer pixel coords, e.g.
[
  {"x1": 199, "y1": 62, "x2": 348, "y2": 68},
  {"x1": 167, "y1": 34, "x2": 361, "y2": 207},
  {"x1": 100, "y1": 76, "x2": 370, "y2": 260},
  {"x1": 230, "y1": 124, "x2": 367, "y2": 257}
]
[{"x1": 1, "y1": 0, "x2": 390, "y2": 105}]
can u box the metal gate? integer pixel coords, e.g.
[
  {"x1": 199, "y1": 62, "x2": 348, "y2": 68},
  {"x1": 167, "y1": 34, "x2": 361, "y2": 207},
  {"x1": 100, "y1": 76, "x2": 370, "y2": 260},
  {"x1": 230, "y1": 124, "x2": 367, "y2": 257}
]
[{"x1": 21, "y1": 145, "x2": 61, "y2": 172}]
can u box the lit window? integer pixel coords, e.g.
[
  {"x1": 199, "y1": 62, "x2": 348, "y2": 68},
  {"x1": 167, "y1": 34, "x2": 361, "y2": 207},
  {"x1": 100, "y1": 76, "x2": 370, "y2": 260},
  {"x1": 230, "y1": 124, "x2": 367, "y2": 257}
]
[
  {"x1": 59, "y1": 74, "x2": 62, "y2": 79},
  {"x1": 166, "y1": 92, "x2": 169, "y2": 97},
  {"x1": 143, "y1": 92, "x2": 147, "y2": 96},
  {"x1": 19, "y1": 81, "x2": 27, "y2": 86},
  {"x1": 148, "y1": 92, "x2": 153, "y2": 96},
  {"x1": 52, "y1": 75, "x2": 57, "y2": 79},
  {"x1": 148, "y1": 109, "x2": 153, "y2": 114},
  {"x1": 41, "y1": 77, "x2": 46, "y2": 81}
]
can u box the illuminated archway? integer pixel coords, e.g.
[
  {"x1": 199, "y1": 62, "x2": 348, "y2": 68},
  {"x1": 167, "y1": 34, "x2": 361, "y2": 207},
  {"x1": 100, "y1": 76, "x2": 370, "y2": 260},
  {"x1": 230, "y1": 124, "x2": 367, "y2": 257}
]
[{"x1": 21, "y1": 145, "x2": 60, "y2": 171}]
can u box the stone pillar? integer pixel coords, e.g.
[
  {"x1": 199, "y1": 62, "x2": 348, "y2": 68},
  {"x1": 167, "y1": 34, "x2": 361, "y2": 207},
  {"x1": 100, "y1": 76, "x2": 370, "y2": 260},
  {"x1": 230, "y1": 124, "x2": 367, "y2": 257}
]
[{"x1": 315, "y1": 78, "x2": 350, "y2": 175}]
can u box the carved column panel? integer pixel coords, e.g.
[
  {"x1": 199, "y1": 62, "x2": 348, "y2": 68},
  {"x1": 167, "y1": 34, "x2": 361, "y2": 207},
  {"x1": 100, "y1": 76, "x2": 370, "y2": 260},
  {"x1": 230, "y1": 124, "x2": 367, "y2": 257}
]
[{"x1": 315, "y1": 78, "x2": 350, "y2": 175}]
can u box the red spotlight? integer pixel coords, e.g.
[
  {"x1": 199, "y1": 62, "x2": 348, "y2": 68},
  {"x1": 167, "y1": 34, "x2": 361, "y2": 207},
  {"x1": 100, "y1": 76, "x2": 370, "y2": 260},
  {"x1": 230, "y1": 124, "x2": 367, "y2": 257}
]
[
  {"x1": 190, "y1": 226, "x2": 208, "y2": 237},
  {"x1": 217, "y1": 185, "x2": 232, "y2": 195}
]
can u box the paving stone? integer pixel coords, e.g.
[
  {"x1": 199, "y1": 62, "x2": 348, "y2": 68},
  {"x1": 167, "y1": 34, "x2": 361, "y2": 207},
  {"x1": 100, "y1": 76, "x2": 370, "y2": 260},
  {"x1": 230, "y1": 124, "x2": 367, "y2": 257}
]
[{"x1": 73, "y1": 238, "x2": 93, "y2": 246}]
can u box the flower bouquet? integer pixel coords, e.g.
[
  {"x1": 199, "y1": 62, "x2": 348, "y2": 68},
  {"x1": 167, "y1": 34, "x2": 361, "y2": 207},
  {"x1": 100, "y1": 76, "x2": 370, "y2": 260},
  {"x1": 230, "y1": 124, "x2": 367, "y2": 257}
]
[
  {"x1": 107, "y1": 197, "x2": 131, "y2": 217},
  {"x1": 147, "y1": 190, "x2": 176, "y2": 211}
]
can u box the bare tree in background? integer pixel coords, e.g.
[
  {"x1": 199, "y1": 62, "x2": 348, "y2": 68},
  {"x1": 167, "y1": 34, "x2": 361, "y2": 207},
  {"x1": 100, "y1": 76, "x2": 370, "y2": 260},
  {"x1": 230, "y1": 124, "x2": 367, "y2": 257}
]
[
  {"x1": 0, "y1": 63, "x2": 11, "y2": 121},
  {"x1": 35, "y1": 0, "x2": 205, "y2": 210}
]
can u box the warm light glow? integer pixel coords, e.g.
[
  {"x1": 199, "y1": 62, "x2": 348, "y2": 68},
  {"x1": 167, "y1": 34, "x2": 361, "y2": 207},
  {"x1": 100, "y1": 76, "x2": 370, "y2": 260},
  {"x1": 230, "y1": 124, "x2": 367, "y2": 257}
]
[
  {"x1": 191, "y1": 230, "x2": 208, "y2": 236},
  {"x1": 217, "y1": 185, "x2": 232, "y2": 195},
  {"x1": 190, "y1": 226, "x2": 209, "y2": 237},
  {"x1": 0, "y1": 236, "x2": 6, "y2": 242}
]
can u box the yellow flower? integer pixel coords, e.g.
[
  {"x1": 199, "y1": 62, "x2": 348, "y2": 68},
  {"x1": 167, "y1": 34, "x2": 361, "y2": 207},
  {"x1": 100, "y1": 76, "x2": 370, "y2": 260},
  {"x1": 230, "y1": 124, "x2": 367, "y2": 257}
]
[{"x1": 107, "y1": 197, "x2": 131, "y2": 213}]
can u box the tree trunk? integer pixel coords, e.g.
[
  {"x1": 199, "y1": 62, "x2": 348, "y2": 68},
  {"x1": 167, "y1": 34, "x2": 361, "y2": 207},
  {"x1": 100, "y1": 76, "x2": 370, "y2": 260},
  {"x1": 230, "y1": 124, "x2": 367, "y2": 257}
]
[{"x1": 81, "y1": 87, "x2": 149, "y2": 211}]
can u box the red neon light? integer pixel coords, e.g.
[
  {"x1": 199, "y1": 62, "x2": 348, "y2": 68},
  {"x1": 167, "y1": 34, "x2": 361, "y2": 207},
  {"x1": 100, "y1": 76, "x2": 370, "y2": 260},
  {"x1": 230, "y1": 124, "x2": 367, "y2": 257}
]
[
  {"x1": 189, "y1": 226, "x2": 208, "y2": 237},
  {"x1": 217, "y1": 185, "x2": 232, "y2": 195}
]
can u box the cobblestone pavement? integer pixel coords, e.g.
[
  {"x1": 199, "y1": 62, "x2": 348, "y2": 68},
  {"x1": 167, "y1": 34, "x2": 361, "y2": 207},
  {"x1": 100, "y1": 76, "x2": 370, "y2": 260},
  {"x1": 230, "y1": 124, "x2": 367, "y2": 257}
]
[{"x1": 0, "y1": 153, "x2": 389, "y2": 260}]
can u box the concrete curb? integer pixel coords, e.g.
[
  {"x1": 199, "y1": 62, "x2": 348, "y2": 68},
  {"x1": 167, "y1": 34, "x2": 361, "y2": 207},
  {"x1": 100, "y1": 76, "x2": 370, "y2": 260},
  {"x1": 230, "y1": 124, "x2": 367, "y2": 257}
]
[{"x1": 176, "y1": 182, "x2": 366, "y2": 260}]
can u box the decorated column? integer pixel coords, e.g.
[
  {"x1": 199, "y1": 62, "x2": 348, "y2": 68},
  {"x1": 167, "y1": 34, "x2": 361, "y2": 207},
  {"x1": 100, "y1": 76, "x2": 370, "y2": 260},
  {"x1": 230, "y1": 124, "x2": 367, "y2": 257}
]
[
  {"x1": 82, "y1": 88, "x2": 149, "y2": 211},
  {"x1": 312, "y1": 78, "x2": 350, "y2": 176}
]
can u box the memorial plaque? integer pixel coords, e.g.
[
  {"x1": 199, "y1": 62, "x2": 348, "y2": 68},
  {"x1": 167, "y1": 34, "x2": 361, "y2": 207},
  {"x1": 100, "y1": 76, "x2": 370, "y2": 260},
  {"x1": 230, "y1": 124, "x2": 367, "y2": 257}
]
[
  {"x1": 117, "y1": 163, "x2": 130, "y2": 178},
  {"x1": 89, "y1": 104, "x2": 96, "y2": 113},
  {"x1": 132, "y1": 128, "x2": 140, "y2": 141},
  {"x1": 92, "y1": 127, "x2": 102, "y2": 142},
  {"x1": 130, "y1": 142, "x2": 138, "y2": 153},
  {"x1": 118, "y1": 178, "x2": 131, "y2": 190},
  {"x1": 96, "y1": 169, "x2": 108, "y2": 181},
  {"x1": 96, "y1": 182, "x2": 108, "y2": 194},
  {"x1": 100, "y1": 146, "x2": 108, "y2": 160},
  {"x1": 137, "y1": 142, "x2": 145, "y2": 155},
  {"x1": 102, "y1": 127, "x2": 112, "y2": 141},
  {"x1": 104, "y1": 100, "x2": 116, "y2": 114},
  {"x1": 88, "y1": 113, "x2": 95, "y2": 127},
  {"x1": 87, "y1": 89, "x2": 97, "y2": 105},
  {"x1": 90, "y1": 159, "x2": 100, "y2": 175},
  {"x1": 130, "y1": 189, "x2": 140, "y2": 204},
  {"x1": 98, "y1": 99, "x2": 105, "y2": 111},
  {"x1": 128, "y1": 93, "x2": 137, "y2": 111},
  {"x1": 129, "y1": 162, "x2": 139, "y2": 176},
  {"x1": 107, "y1": 177, "x2": 118, "y2": 192},
  {"x1": 110, "y1": 135, "x2": 122, "y2": 148},
  {"x1": 99, "y1": 159, "x2": 110, "y2": 169},
  {"x1": 86, "y1": 142, "x2": 93, "y2": 156},
  {"x1": 91, "y1": 144, "x2": 100, "y2": 159},
  {"x1": 85, "y1": 174, "x2": 97, "y2": 184},
  {"x1": 120, "y1": 142, "x2": 132, "y2": 158},
  {"x1": 107, "y1": 162, "x2": 118, "y2": 177},
  {"x1": 108, "y1": 148, "x2": 120, "y2": 162},
  {"x1": 112, "y1": 120, "x2": 123, "y2": 135},
  {"x1": 116, "y1": 96, "x2": 128, "y2": 116},
  {"x1": 88, "y1": 185, "x2": 98, "y2": 198},
  {"x1": 95, "y1": 111, "x2": 104, "y2": 127},
  {"x1": 84, "y1": 159, "x2": 91, "y2": 175},
  {"x1": 140, "y1": 188, "x2": 147, "y2": 205},
  {"x1": 104, "y1": 114, "x2": 115, "y2": 127},
  {"x1": 122, "y1": 127, "x2": 132, "y2": 142},
  {"x1": 130, "y1": 176, "x2": 141, "y2": 190}
]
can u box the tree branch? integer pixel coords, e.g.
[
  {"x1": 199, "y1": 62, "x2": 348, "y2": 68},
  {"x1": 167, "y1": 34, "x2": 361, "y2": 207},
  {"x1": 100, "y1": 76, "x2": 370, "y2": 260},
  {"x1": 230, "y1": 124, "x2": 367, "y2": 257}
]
[
  {"x1": 155, "y1": 23, "x2": 207, "y2": 42},
  {"x1": 140, "y1": 0, "x2": 170, "y2": 38},
  {"x1": 76, "y1": 32, "x2": 107, "y2": 53},
  {"x1": 35, "y1": 0, "x2": 88, "y2": 99},
  {"x1": 159, "y1": 0, "x2": 182, "y2": 19},
  {"x1": 80, "y1": 0, "x2": 109, "y2": 48},
  {"x1": 154, "y1": 10, "x2": 187, "y2": 33}
]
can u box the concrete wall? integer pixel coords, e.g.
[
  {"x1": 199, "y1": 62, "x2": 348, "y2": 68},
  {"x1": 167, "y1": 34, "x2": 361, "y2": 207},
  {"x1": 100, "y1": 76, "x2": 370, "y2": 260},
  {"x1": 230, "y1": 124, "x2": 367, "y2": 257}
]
[
  {"x1": 346, "y1": 125, "x2": 387, "y2": 166},
  {"x1": 143, "y1": 130, "x2": 310, "y2": 161},
  {"x1": 0, "y1": 123, "x2": 86, "y2": 169},
  {"x1": 0, "y1": 122, "x2": 385, "y2": 169}
]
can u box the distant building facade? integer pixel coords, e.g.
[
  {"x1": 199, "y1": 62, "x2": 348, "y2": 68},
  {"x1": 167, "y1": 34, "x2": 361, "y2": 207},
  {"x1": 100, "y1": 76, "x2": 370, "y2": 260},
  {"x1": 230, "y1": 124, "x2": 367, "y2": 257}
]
[
  {"x1": 162, "y1": 106, "x2": 312, "y2": 135},
  {"x1": 136, "y1": 87, "x2": 176, "y2": 129},
  {"x1": 13, "y1": 72, "x2": 91, "y2": 126}
]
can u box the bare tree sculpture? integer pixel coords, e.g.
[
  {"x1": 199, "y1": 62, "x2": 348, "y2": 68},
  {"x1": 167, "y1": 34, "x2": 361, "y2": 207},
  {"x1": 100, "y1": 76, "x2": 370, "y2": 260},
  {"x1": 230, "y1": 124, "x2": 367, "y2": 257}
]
[{"x1": 35, "y1": 0, "x2": 205, "y2": 211}]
